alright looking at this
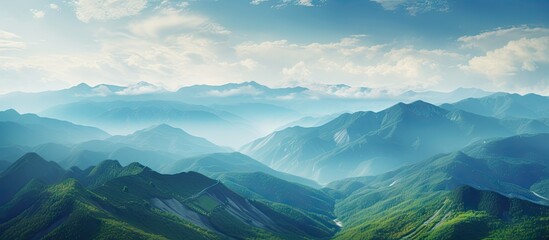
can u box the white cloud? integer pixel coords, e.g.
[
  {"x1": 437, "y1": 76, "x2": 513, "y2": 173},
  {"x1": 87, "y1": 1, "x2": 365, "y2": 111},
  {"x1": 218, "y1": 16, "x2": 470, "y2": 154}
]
[
  {"x1": 116, "y1": 81, "x2": 163, "y2": 95},
  {"x1": 50, "y1": 3, "x2": 59, "y2": 10},
  {"x1": 128, "y1": 8, "x2": 230, "y2": 38},
  {"x1": 463, "y1": 36, "x2": 549, "y2": 77},
  {"x1": 30, "y1": 9, "x2": 45, "y2": 19},
  {"x1": 297, "y1": 0, "x2": 314, "y2": 7},
  {"x1": 307, "y1": 84, "x2": 386, "y2": 99},
  {"x1": 0, "y1": 9, "x2": 241, "y2": 92},
  {"x1": 458, "y1": 26, "x2": 549, "y2": 50},
  {"x1": 206, "y1": 85, "x2": 264, "y2": 97},
  {"x1": 221, "y1": 58, "x2": 259, "y2": 70},
  {"x1": 250, "y1": 0, "x2": 269, "y2": 5},
  {"x1": 457, "y1": 26, "x2": 549, "y2": 92},
  {"x1": 0, "y1": 30, "x2": 26, "y2": 51},
  {"x1": 371, "y1": 0, "x2": 406, "y2": 10},
  {"x1": 236, "y1": 36, "x2": 384, "y2": 66},
  {"x1": 237, "y1": 37, "x2": 462, "y2": 90},
  {"x1": 74, "y1": 0, "x2": 147, "y2": 23},
  {"x1": 283, "y1": 61, "x2": 311, "y2": 81},
  {"x1": 238, "y1": 58, "x2": 259, "y2": 70},
  {"x1": 371, "y1": 0, "x2": 449, "y2": 15},
  {"x1": 250, "y1": 0, "x2": 320, "y2": 7},
  {"x1": 333, "y1": 48, "x2": 460, "y2": 89}
]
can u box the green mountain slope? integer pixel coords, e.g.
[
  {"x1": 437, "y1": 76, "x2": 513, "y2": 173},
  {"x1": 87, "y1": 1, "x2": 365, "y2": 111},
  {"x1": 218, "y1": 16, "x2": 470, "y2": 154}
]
[
  {"x1": 0, "y1": 178, "x2": 216, "y2": 240},
  {"x1": 325, "y1": 134, "x2": 549, "y2": 239},
  {"x1": 0, "y1": 154, "x2": 337, "y2": 239},
  {"x1": 0, "y1": 153, "x2": 65, "y2": 205},
  {"x1": 217, "y1": 171, "x2": 334, "y2": 216},
  {"x1": 335, "y1": 186, "x2": 549, "y2": 240}
]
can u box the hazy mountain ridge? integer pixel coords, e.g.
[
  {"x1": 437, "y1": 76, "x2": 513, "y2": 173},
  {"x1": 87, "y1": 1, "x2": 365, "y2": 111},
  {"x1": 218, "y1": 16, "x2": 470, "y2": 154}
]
[
  {"x1": 107, "y1": 124, "x2": 229, "y2": 156},
  {"x1": 41, "y1": 100, "x2": 260, "y2": 148},
  {"x1": 0, "y1": 109, "x2": 109, "y2": 146},
  {"x1": 2, "y1": 133, "x2": 548, "y2": 239},
  {"x1": 160, "y1": 152, "x2": 320, "y2": 189},
  {"x1": 0, "y1": 83, "x2": 547, "y2": 239},
  {"x1": 0, "y1": 122, "x2": 235, "y2": 172},
  {"x1": 242, "y1": 100, "x2": 549, "y2": 183},
  {"x1": 441, "y1": 92, "x2": 549, "y2": 119},
  {"x1": 0, "y1": 82, "x2": 163, "y2": 113}
]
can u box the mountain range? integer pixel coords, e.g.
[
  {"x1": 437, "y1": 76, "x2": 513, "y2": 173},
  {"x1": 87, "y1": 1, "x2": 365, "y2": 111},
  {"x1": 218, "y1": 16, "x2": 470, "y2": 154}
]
[
  {"x1": 0, "y1": 82, "x2": 548, "y2": 239},
  {"x1": 0, "y1": 153, "x2": 337, "y2": 239},
  {"x1": 1, "y1": 133, "x2": 548, "y2": 239},
  {"x1": 0, "y1": 109, "x2": 109, "y2": 146},
  {"x1": 0, "y1": 124, "x2": 229, "y2": 171},
  {"x1": 442, "y1": 92, "x2": 549, "y2": 119},
  {"x1": 326, "y1": 134, "x2": 549, "y2": 239},
  {"x1": 242, "y1": 100, "x2": 549, "y2": 183},
  {"x1": 41, "y1": 100, "x2": 261, "y2": 147}
]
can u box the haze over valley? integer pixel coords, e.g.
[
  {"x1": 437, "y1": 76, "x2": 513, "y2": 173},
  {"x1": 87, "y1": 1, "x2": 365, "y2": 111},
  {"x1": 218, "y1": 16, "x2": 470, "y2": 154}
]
[{"x1": 1, "y1": 0, "x2": 548, "y2": 239}]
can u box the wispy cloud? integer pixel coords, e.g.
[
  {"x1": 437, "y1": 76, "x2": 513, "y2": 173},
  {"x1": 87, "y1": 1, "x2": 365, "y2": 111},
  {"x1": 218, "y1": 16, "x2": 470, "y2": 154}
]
[
  {"x1": 0, "y1": 1, "x2": 547, "y2": 95},
  {"x1": 236, "y1": 36, "x2": 461, "y2": 90},
  {"x1": 30, "y1": 9, "x2": 45, "y2": 19},
  {"x1": 458, "y1": 26, "x2": 549, "y2": 50},
  {"x1": 116, "y1": 82, "x2": 164, "y2": 95},
  {"x1": 0, "y1": 30, "x2": 26, "y2": 51},
  {"x1": 128, "y1": 8, "x2": 230, "y2": 38},
  {"x1": 371, "y1": 0, "x2": 449, "y2": 15},
  {"x1": 250, "y1": 0, "x2": 322, "y2": 7},
  {"x1": 296, "y1": 0, "x2": 314, "y2": 7},
  {"x1": 250, "y1": 0, "x2": 269, "y2": 5},
  {"x1": 206, "y1": 85, "x2": 264, "y2": 97},
  {"x1": 73, "y1": 0, "x2": 148, "y2": 23}
]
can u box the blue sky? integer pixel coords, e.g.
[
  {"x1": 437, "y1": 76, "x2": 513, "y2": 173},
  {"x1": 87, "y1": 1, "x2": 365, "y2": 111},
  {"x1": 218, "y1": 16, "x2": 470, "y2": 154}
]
[{"x1": 0, "y1": 0, "x2": 548, "y2": 95}]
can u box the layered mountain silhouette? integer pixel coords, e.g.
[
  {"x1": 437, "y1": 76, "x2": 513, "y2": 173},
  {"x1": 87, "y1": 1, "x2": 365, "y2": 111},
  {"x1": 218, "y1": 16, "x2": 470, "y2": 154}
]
[
  {"x1": 23, "y1": 124, "x2": 229, "y2": 170},
  {"x1": 0, "y1": 109, "x2": 109, "y2": 146},
  {"x1": 442, "y1": 92, "x2": 549, "y2": 119},
  {"x1": 107, "y1": 124, "x2": 228, "y2": 156},
  {"x1": 242, "y1": 100, "x2": 549, "y2": 183},
  {"x1": 0, "y1": 82, "x2": 548, "y2": 239},
  {"x1": 400, "y1": 87, "x2": 493, "y2": 104},
  {"x1": 175, "y1": 81, "x2": 308, "y2": 101},
  {"x1": 41, "y1": 100, "x2": 260, "y2": 147},
  {"x1": 161, "y1": 152, "x2": 320, "y2": 189},
  {"x1": 0, "y1": 82, "x2": 162, "y2": 113}
]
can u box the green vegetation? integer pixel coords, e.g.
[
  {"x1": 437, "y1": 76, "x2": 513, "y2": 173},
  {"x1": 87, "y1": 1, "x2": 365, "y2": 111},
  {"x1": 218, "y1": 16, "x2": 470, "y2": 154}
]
[
  {"x1": 0, "y1": 155, "x2": 336, "y2": 239},
  {"x1": 2, "y1": 133, "x2": 549, "y2": 240},
  {"x1": 0, "y1": 153, "x2": 65, "y2": 205},
  {"x1": 217, "y1": 171, "x2": 334, "y2": 216},
  {"x1": 326, "y1": 134, "x2": 549, "y2": 239},
  {"x1": 333, "y1": 187, "x2": 549, "y2": 240}
]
